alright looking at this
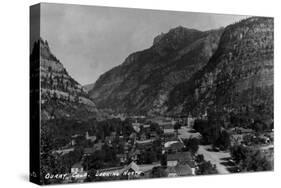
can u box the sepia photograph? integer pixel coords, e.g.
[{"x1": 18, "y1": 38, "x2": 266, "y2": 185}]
[{"x1": 30, "y1": 3, "x2": 274, "y2": 185}]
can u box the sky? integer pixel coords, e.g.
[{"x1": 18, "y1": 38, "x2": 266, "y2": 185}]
[{"x1": 38, "y1": 3, "x2": 248, "y2": 85}]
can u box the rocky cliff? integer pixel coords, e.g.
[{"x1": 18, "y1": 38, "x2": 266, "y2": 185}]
[
  {"x1": 31, "y1": 39, "x2": 98, "y2": 121},
  {"x1": 89, "y1": 27, "x2": 223, "y2": 115},
  {"x1": 168, "y1": 17, "x2": 273, "y2": 125}
]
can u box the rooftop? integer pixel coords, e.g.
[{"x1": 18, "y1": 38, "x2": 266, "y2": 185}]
[
  {"x1": 167, "y1": 152, "x2": 194, "y2": 167},
  {"x1": 72, "y1": 162, "x2": 83, "y2": 169},
  {"x1": 164, "y1": 129, "x2": 175, "y2": 134}
]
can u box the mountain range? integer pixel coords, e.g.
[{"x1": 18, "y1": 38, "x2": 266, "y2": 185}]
[
  {"x1": 88, "y1": 17, "x2": 273, "y2": 125},
  {"x1": 31, "y1": 16, "x2": 273, "y2": 126},
  {"x1": 89, "y1": 26, "x2": 224, "y2": 115}
]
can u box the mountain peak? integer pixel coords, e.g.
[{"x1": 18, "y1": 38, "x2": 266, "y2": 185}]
[
  {"x1": 153, "y1": 26, "x2": 200, "y2": 45},
  {"x1": 39, "y1": 38, "x2": 60, "y2": 62},
  {"x1": 152, "y1": 26, "x2": 204, "y2": 55}
]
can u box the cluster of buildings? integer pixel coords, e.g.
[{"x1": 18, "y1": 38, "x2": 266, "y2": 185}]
[
  {"x1": 229, "y1": 127, "x2": 273, "y2": 146},
  {"x1": 62, "y1": 115, "x2": 199, "y2": 182}
]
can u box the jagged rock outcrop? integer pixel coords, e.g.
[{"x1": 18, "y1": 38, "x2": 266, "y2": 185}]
[
  {"x1": 168, "y1": 17, "x2": 273, "y2": 125},
  {"x1": 31, "y1": 39, "x2": 98, "y2": 121},
  {"x1": 89, "y1": 27, "x2": 223, "y2": 115}
]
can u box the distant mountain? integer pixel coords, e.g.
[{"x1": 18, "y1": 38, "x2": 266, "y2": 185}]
[
  {"x1": 83, "y1": 83, "x2": 95, "y2": 93},
  {"x1": 89, "y1": 26, "x2": 223, "y2": 115},
  {"x1": 30, "y1": 38, "x2": 98, "y2": 121},
  {"x1": 168, "y1": 17, "x2": 273, "y2": 125}
]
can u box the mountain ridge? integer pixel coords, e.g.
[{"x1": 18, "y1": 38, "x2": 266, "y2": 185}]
[
  {"x1": 89, "y1": 17, "x2": 273, "y2": 125},
  {"x1": 31, "y1": 38, "x2": 99, "y2": 121},
  {"x1": 89, "y1": 26, "x2": 224, "y2": 115},
  {"x1": 167, "y1": 17, "x2": 273, "y2": 125}
]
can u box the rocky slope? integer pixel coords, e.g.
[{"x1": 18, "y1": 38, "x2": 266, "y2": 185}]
[
  {"x1": 168, "y1": 17, "x2": 273, "y2": 125},
  {"x1": 89, "y1": 26, "x2": 223, "y2": 115},
  {"x1": 31, "y1": 39, "x2": 98, "y2": 121}
]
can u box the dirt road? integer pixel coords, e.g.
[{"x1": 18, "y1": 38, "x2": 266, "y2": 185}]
[{"x1": 197, "y1": 145, "x2": 230, "y2": 174}]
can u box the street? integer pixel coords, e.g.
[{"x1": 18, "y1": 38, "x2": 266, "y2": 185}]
[{"x1": 178, "y1": 126, "x2": 231, "y2": 174}]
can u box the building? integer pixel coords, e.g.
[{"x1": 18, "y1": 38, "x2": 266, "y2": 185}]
[
  {"x1": 167, "y1": 152, "x2": 194, "y2": 168},
  {"x1": 117, "y1": 154, "x2": 127, "y2": 164},
  {"x1": 164, "y1": 129, "x2": 177, "y2": 141},
  {"x1": 128, "y1": 149, "x2": 140, "y2": 161},
  {"x1": 52, "y1": 147, "x2": 74, "y2": 156},
  {"x1": 166, "y1": 152, "x2": 196, "y2": 175},
  {"x1": 71, "y1": 163, "x2": 84, "y2": 174},
  {"x1": 166, "y1": 142, "x2": 185, "y2": 153},
  {"x1": 85, "y1": 131, "x2": 96, "y2": 142},
  {"x1": 166, "y1": 164, "x2": 194, "y2": 177},
  {"x1": 136, "y1": 139, "x2": 154, "y2": 150},
  {"x1": 230, "y1": 134, "x2": 244, "y2": 146},
  {"x1": 187, "y1": 114, "x2": 195, "y2": 128},
  {"x1": 83, "y1": 147, "x2": 95, "y2": 156},
  {"x1": 71, "y1": 134, "x2": 82, "y2": 146}
]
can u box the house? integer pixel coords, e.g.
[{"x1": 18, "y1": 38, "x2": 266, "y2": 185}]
[
  {"x1": 71, "y1": 163, "x2": 84, "y2": 174},
  {"x1": 166, "y1": 166, "x2": 177, "y2": 177},
  {"x1": 164, "y1": 129, "x2": 177, "y2": 141},
  {"x1": 230, "y1": 134, "x2": 244, "y2": 146},
  {"x1": 166, "y1": 164, "x2": 194, "y2": 177},
  {"x1": 167, "y1": 152, "x2": 194, "y2": 167},
  {"x1": 175, "y1": 164, "x2": 194, "y2": 176},
  {"x1": 143, "y1": 124, "x2": 151, "y2": 129},
  {"x1": 128, "y1": 149, "x2": 140, "y2": 161},
  {"x1": 164, "y1": 128, "x2": 175, "y2": 134},
  {"x1": 83, "y1": 147, "x2": 95, "y2": 156},
  {"x1": 166, "y1": 142, "x2": 185, "y2": 153},
  {"x1": 117, "y1": 154, "x2": 127, "y2": 164},
  {"x1": 167, "y1": 152, "x2": 195, "y2": 175},
  {"x1": 142, "y1": 124, "x2": 151, "y2": 132},
  {"x1": 164, "y1": 141, "x2": 179, "y2": 148},
  {"x1": 139, "y1": 133, "x2": 147, "y2": 141},
  {"x1": 122, "y1": 161, "x2": 142, "y2": 177},
  {"x1": 258, "y1": 135, "x2": 271, "y2": 144},
  {"x1": 71, "y1": 134, "x2": 82, "y2": 146},
  {"x1": 133, "y1": 125, "x2": 141, "y2": 133},
  {"x1": 85, "y1": 131, "x2": 96, "y2": 142}
]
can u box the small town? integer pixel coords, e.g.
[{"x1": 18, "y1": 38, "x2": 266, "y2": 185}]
[{"x1": 44, "y1": 110, "x2": 273, "y2": 184}]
